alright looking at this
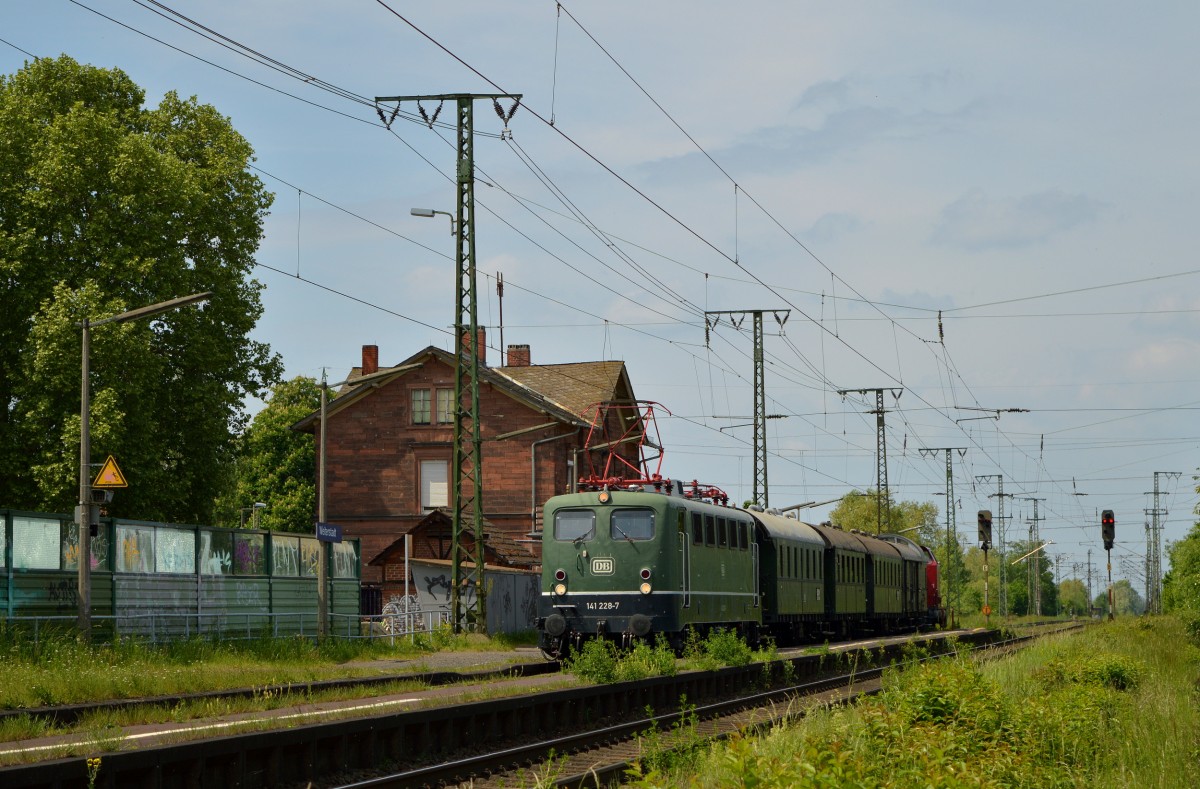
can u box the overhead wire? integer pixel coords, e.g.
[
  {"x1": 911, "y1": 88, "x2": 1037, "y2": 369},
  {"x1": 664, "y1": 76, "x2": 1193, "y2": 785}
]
[{"x1": 55, "y1": 2, "x2": 1186, "y2": 543}]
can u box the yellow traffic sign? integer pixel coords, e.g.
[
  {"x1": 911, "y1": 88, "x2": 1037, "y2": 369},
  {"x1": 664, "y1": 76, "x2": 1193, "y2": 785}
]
[{"x1": 92, "y1": 455, "x2": 128, "y2": 488}]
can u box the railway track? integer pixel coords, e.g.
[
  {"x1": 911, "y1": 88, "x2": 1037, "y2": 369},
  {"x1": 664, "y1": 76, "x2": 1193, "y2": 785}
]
[
  {"x1": 0, "y1": 659, "x2": 557, "y2": 729},
  {"x1": 336, "y1": 626, "x2": 1074, "y2": 788},
  {"x1": 0, "y1": 625, "x2": 1076, "y2": 788}
]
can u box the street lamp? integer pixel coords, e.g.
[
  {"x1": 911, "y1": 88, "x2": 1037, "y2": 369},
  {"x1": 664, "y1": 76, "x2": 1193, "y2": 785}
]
[
  {"x1": 316, "y1": 363, "x2": 422, "y2": 636},
  {"x1": 240, "y1": 502, "x2": 267, "y2": 528},
  {"x1": 78, "y1": 291, "x2": 212, "y2": 638},
  {"x1": 410, "y1": 207, "x2": 456, "y2": 235}
]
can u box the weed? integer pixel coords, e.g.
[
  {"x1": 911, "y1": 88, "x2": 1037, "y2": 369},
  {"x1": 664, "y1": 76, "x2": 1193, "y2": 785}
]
[
  {"x1": 564, "y1": 636, "x2": 677, "y2": 683},
  {"x1": 563, "y1": 639, "x2": 619, "y2": 684},
  {"x1": 518, "y1": 749, "x2": 567, "y2": 788},
  {"x1": 683, "y1": 628, "x2": 752, "y2": 671},
  {"x1": 635, "y1": 698, "x2": 703, "y2": 776},
  {"x1": 85, "y1": 756, "x2": 101, "y2": 789}
]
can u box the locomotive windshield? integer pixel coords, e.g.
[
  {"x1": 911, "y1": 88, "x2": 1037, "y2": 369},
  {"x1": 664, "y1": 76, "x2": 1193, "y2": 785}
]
[
  {"x1": 611, "y1": 509, "x2": 654, "y2": 541},
  {"x1": 554, "y1": 510, "x2": 595, "y2": 542}
]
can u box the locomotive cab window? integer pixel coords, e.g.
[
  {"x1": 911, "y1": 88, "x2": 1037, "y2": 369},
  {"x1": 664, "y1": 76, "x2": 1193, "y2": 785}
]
[
  {"x1": 554, "y1": 510, "x2": 595, "y2": 542},
  {"x1": 611, "y1": 509, "x2": 654, "y2": 541}
]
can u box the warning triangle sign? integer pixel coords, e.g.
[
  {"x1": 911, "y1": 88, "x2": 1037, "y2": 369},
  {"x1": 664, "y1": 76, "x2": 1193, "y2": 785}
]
[{"x1": 93, "y1": 455, "x2": 128, "y2": 488}]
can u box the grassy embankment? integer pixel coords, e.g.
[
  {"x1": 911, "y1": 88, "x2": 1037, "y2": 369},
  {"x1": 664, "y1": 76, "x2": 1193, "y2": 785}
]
[
  {"x1": 0, "y1": 624, "x2": 535, "y2": 709},
  {"x1": 620, "y1": 616, "x2": 1199, "y2": 788}
]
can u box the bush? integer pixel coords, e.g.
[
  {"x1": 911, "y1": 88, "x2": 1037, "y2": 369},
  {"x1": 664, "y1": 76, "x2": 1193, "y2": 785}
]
[
  {"x1": 683, "y1": 628, "x2": 753, "y2": 671},
  {"x1": 564, "y1": 639, "x2": 619, "y2": 684}
]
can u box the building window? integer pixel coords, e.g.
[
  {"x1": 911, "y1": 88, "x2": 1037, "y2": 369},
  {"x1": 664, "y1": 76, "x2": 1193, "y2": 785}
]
[
  {"x1": 412, "y1": 389, "x2": 431, "y2": 425},
  {"x1": 436, "y1": 388, "x2": 454, "y2": 423},
  {"x1": 420, "y1": 460, "x2": 448, "y2": 510}
]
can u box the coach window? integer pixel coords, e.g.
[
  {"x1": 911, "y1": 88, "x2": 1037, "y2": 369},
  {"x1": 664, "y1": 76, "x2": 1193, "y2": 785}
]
[
  {"x1": 691, "y1": 513, "x2": 703, "y2": 545},
  {"x1": 554, "y1": 510, "x2": 595, "y2": 542},
  {"x1": 611, "y1": 509, "x2": 654, "y2": 541}
]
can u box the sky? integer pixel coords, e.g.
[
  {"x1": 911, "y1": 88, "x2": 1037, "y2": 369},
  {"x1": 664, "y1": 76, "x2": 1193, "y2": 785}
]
[{"x1": 5, "y1": 1, "x2": 1199, "y2": 595}]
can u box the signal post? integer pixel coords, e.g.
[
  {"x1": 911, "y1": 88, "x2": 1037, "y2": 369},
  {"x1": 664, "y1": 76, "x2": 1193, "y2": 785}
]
[
  {"x1": 1102, "y1": 510, "x2": 1115, "y2": 620},
  {"x1": 977, "y1": 510, "x2": 992, "y2": 627}
]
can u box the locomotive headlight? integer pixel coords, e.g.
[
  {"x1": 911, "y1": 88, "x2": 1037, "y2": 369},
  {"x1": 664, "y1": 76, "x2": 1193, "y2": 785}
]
[
  {"x1": 639, "y1": 582, "x2": 652, "y2": 595},
  {"x1": 554, "y1": 582, "x2": 568, "y2": 596},
  {"x1": 554, "y1": 569, "x2": 567, "y2": 581},
  {"x1": 597, "y1": 490, "x2": 611, "y2": 505},
  {"x1": 640, "y1": 568, "x2": 651, "y2": 580}
]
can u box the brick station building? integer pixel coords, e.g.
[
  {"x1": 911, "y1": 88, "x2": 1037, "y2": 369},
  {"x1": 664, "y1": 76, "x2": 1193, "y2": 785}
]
[{"x1": 292, "y1": 337, "x2": 642, "y2": 602}]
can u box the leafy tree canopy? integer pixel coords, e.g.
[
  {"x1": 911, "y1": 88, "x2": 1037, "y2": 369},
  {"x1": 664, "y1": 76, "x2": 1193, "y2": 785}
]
[
  {"x1": 828, "y1": 489, "x2": 939, "y2": 542},
  {"x1": 1163, "y1": 485, "x2": 1200, "y2": 614},
  {"x1": 0, "y1": 56, "x2": 281, "y2": 523},
  {"x1": 214, "y1": 377, "x2": 319, "y2": 532},
  {"x1": 1058, "y1": 578, "x2": 1088, "y2": 616}
]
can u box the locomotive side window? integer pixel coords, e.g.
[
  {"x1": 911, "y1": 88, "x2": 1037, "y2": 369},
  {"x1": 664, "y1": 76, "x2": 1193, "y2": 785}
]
[
  {"x1": 705, "y1": 515, "x2": 716, "y2": 546},
  {"x1": 738, "y1": 522, "x2": 748, "y2": 550},
  {"x1": 717, "y1": 518, "x2": 728, "y2": 548},
  {"x1": 611, "y1": 509, "x2": 654, "y2": 541},
  {"x1": 554, "y1": 510, "x2": 595, "y2": 542},
  {"x1": 691, "y1": 512, "x2": 703, "y2": 545}
]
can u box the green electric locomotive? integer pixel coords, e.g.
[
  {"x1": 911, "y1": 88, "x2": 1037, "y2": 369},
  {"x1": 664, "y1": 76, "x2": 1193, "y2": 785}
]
[
  {"x1": 536, "y1": 481, "x2": 940, "y2": 656},
  {"x1": 538, "y1": 482, "x2": 759, "y2": 657}
]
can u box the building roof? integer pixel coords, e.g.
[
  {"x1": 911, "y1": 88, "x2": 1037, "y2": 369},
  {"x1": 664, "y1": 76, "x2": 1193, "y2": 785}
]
[
  {"x1": 367, "y1": 508, "x2": 539, "y2": 569},
  {"x1": 291, "y1": 346, "x2": 637, "y2": 434},
  {"x1": 494, "y1": 360, "x2": 634, "y2": 422}
]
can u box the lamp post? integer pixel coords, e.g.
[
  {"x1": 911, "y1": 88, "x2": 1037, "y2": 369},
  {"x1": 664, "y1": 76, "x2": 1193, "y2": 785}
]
[
  {"x1": 1012, "y1": 541, "x2": 1053, "y2": 616},
  {"x1": 78, "y1": 292, "x2": 212, "y2": 638},
  {"x1": 412, "y1": 204, "x2": 485, "y2": 633},
  {"x1": 410, "y1": 207, "x2": 456, "y2": 235},
  {"x1": 240, "y1": 502, "x2": 267, "y2": 528},
  {"x1": 317, "y1": 363, "x2": 421, "y2": 636}
]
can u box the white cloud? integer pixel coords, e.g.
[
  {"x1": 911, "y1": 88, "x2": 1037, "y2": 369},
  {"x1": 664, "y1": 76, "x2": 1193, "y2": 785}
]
[{"x1": 932, "y1": 189, "x2": 1102, "y2": 250}]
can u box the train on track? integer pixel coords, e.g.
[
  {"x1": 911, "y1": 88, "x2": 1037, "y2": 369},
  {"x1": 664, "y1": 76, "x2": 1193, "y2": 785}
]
[{"x1": 536, "y1": 479, "x2": 945, "y2": 658}]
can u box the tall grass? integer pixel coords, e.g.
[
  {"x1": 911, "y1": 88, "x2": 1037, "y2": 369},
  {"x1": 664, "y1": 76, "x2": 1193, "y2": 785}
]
[
  {"x1": 0, "y1": 623, "x2": 531, "y2": 708},
  {"x1": 624, "y1": 615, "x2": 1200, "y2": 788}
]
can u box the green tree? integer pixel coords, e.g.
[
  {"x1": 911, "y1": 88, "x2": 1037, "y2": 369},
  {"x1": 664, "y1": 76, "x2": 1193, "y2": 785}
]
[
  {"x1": 0, "y1": 56, "x2": 280, "y2": 523},
  {"x1": 215, "y1": 377, "x2": 319, "y2": 532},
  {"x1": 1163, "y1": 523, "x2": 1200, "y2": 614},
  {"x1": 828, "y1": 489, "x2": 939, "y2": 539},
  {"x1": 1058, "y1": 578, "x2": 1088, "y2": 616},
  {"x1": 1111, "y1": 579, "x2": 1145, "y2": 616}
]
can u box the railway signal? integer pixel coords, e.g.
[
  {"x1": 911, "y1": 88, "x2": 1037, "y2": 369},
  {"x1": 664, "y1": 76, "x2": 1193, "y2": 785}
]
[
  {"x1": 977, "y1": 510, "x2": 992, "y2": 551},
  {"x1": 1101, "y1": 509, "x2": 1115, "y2": 620},
  {"x1": 1101, "y1": 510, "x2": 1115, "y2": 550}
]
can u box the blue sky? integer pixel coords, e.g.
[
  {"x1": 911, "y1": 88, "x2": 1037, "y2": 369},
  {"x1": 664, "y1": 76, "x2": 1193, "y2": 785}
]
[{"x1": 5, "y1": 1, "x2": 1199, "y2": 592}]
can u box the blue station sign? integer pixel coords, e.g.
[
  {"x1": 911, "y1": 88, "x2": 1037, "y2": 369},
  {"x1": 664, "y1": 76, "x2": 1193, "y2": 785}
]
[{"x1": 316, "y1": 521, "x2": 343, "y2": 543}]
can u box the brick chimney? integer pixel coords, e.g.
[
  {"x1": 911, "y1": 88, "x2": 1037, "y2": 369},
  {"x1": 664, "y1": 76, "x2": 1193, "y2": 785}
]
[
  {"x1": 362, "y1": 344, "x2": 379, "y2": 376},
  {"x1": 460, "y1": 328, "x2": 486, "y2": 364},
  {"x1": 506, "y1": 344, "x2": 531, "y2": 367}
]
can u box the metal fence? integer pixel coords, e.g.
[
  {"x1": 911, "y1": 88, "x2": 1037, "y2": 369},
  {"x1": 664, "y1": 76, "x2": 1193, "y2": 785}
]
[{"x1": 0, "y1": 605, "x2": 458, "y2": 649}]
